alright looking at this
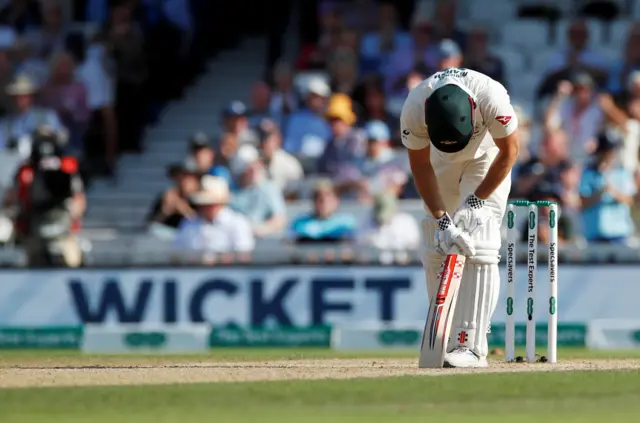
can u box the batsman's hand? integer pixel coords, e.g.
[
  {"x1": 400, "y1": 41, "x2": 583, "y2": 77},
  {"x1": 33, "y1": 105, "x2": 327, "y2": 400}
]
[
  {"x1": 434, "y1": 212, "x2": 476, "y2": 256},
  {"x1": 453, "y1": 194, "x2": 494, "y2": 236}
]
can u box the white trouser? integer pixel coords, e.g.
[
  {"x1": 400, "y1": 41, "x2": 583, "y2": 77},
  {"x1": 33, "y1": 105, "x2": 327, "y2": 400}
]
[{"x1": 420, "y1": 148, "x2": 510, "y2": 357}]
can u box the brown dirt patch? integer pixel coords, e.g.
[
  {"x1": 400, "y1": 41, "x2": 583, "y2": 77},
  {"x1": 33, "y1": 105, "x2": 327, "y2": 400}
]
[{"x1": 1, "y1": 358, "x2": 639, "y2": 389}]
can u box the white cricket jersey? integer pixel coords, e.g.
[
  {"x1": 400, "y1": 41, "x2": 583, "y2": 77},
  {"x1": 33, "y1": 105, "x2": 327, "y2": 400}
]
[{"x1": 400, "y1": 68, "x2": 518, "y2": 163}]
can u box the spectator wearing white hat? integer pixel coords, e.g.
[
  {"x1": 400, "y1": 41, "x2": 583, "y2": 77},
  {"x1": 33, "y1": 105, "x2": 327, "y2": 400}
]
[
  {"x1": 229, "y1": 144, "x2": 287, "y2": 238},
  {"x1": 174, "y1": 176, "x2": 255, "y2": 253},
  {"x1": 0, "y1": 74, "x2": 64, "y2": 159},
  {"x1": 283, "y1": 77, "x2": 332, "y2": 158}
]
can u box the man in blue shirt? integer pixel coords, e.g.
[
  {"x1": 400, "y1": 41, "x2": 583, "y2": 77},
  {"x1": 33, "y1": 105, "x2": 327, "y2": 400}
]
[
  {"x1": 283, "y1": 78, "x2": 332, "y2": 159},
  {"x1": 289, "y1": 180, "x2": 356, "y2": 243},
  {"x1": 229, "y1": 144, "x2": 287, "y2": 238},
  {"x1": 580, "y1": 131, "x2": 636, "y2": 244}
]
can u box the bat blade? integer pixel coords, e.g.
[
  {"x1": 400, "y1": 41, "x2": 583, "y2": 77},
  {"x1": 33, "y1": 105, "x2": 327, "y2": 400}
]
[{"x1": 419, "y1": 252, "x2": 466, "y2": 368}]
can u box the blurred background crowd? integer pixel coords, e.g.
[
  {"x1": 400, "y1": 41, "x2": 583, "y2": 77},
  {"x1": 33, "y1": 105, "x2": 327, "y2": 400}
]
[{"x1": 1, "y1": 0, "x2": 640, "y2": 267}]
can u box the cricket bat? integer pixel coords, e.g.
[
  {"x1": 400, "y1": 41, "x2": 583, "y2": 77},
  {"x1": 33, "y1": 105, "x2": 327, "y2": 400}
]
[{"x1": 419, "y1": 247, "x2": 466, "y2": 368}]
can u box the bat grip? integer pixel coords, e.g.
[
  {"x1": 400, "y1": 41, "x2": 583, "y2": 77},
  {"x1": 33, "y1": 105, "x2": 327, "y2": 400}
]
[{"x1": 447, "y1": 245, "x2": 463, "y2": 256}]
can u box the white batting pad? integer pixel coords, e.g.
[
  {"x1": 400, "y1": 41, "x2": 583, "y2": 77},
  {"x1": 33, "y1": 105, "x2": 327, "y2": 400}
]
[
  {"x1": 448, "y1": 215, "x2": 502, "y2": 358},
  {"x1": 420, "y1": 218, "x2": 445, "y2": 301}
]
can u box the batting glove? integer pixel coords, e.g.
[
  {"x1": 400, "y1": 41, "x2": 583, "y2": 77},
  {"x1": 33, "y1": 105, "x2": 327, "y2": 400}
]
[
  {"x1": 452, "y1": 194, "x2": 494, "y2": 236},
  {"x1": 434, "y1": 212, "x2": 476, "y2": 257}
]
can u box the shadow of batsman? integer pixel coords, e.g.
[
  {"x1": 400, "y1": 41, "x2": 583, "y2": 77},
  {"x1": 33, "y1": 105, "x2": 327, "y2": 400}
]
[{"x1": 419, "y1": 246, "x2": 466, "y2": 368}]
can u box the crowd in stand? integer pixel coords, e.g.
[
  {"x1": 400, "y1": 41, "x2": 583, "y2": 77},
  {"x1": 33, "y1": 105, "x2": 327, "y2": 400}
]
[
  {"x1": 0, "y1": 0, "x2": 227, "y2": 264},
  {"x1": 0, "y1": 0, "x2": 215, "y2": 183},
  {"x1": 148, "y1": 0, "x2": 640, "y2": 256},
  {"x1": 2, "y1": 0, "x2": 637, "y2": 258}
]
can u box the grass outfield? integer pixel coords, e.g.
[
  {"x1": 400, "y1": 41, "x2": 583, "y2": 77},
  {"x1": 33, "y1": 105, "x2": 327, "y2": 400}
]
[
  {"x1": 1, "y1": 348, "x2": 640, "y2": 422},
  {"x1": 1, "y1": 371, "x2": 639, "y2": 422}
]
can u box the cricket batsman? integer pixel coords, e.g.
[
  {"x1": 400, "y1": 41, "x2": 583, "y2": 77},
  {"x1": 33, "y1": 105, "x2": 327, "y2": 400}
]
[{"x1": 400, "y1": 68, "x2": 520, "y2": 367}]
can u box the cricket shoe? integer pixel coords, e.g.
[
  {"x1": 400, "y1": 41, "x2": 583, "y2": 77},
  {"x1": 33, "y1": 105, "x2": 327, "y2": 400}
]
[{"x1": 444, "y1": 346, "x2": 488, "y2": 368}]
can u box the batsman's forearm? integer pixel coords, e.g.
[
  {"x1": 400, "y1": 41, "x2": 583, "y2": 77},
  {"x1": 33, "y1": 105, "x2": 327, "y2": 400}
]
[
  {"x1": 475, "y1": 152, "x2": 516, "y2": 200},
  {"x1": 412, "y1": 162, "x2": 447, "y2": 218}
]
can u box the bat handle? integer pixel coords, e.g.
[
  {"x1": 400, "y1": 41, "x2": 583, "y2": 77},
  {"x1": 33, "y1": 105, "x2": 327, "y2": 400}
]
[{"x1": 447, "y1": 245, "x2": 463, "y2": 256}]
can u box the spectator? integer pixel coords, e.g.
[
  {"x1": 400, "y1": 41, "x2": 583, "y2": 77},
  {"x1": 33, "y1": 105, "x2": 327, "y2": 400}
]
[
  {"x1": 24, "y1": 0, "x2": 67, "y2": 60},
  {"x1": 464, "y1": 27, "x2": 505, "y2": 86},
  {"x1": 537, "y1": 19, "x2": 607, "y2": 98},
  {"x1": 217, "y1": 132, "x2": 239, "y2": 168},
  {"x1": 318, "y1": 93, "x2": 366, "y2": 177},
  {"x1": 40, "y1": 52, "x2": 90, "y2": 156},
  {"x1": 246, "y1": 80, "x2": 274, "y2": 127},
  {"x1": 0, "y1": 38, "x2": 14, "y2": 117},
  {"x1": 580, "y1": 132, "x2": 636, "y2": 244},
  {"x1": 514, "y1": 129, "x2": 580, "y2": 209},
  {"x1": 433, "y1": 1, "x2": 466, "y2": 49},
  {"x1": 337, "y1": 120, "x2": 407, "y2": 201},
  {"x1": 289, "y1": 179, "x2": 356, "y2": 243},
  {"x1": 220, "y1": 101, "x2": 258, "y2": 146},
  {"x1": 511, "y1": 105, "x2": 533, "y2": 181},
  {"x1": 606, "y1": 24, "x2": 640, "y2": 96},
  {"x1": 339, "y1": 28, "x2": 360, "y2": 54},
  {"x1": 105, "y1": 0, "x2": 148, "y2": 153},
  {"x1": 306, "y1": 7, "x2": 345, "y2": 70},
  {"x1": 383, "y1": 15, "x2": 438, "y2": 97},
  {"x1": 547, "y1": 20, "x2": 607, "y2": 76},
  {"x1": 229, "y1": 144, "x2": 287, "y2": 238},
  {"x1": 11, "y1": 37, "x2": 49, "y2": 85},
  {"x1": 187, "y1": 132, "x2": 232, "y2": 184},
  {"x1": 435, "y1": 39, "x2": 463, "y2": 71},
  {"x1": 147, "y1": 160, "x2": 199, "y2": 229},
  {"x1": 356, "y1": 192, "x2": 420, "y2": 250},
  {"x1": 359, "y1": 120, "x2": 407, "y2": 195},
  {"x1": 359, "y1": 2, "x2": 411, "y2": 74},
  {"x1": 356, "y1": 79, "x2": 399, "y2": 144},
  {"x1": 519, "y1": 186, "x2": 575, "y2": 245},
  {"x1": 544, "y1": 74, "x2": 603, "y2": 166},
  {"x1": 340, "y1": 0, "x2": 377, "y2": 33},
  {"x1": 597, "y1": 92, "x2": 640, "y2": 175},
  {"x1": 283, "y1": 77, "x2": 332, "y2": 159},
  {"x1": 0, "y1": 0, "x2": 41, "y2": 33},
  {"x1": 256, "y1": 118, "x2": 303, "y2": 192},
  {"x1": 76, "y1": 39, "x2": 117, "y2": 177},
  {"x1": 327, "y1": 47, "x2": 359, "y2": 96},
  {"x1": 0, "y1": 74, "x2": 64, "y2": 159},
  {"x1": 174, "y1": 175, "x2": 255, "y2": 253},
  {"x1": 269, "y1": 60, "x2": 298, "y2": 116}
]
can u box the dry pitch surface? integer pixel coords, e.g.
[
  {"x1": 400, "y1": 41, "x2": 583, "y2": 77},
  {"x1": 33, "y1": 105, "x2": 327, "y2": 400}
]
[{"x1": 2, "y1": 358, "x2": 640, "y2": 389}]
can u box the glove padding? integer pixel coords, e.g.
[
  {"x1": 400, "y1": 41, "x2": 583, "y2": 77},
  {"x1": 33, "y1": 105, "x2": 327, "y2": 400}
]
[
  {"x1": 434, "y1": 212, "x2": 476, "y2": 256},
  {"x1": 453, "y1": 194, "x2": 494, "y2": 236}
]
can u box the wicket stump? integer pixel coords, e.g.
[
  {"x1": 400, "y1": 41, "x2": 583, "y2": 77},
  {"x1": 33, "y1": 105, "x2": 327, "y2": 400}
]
[{"x1": 505, "y1": 200, "x2": 558, "y2": 364}]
